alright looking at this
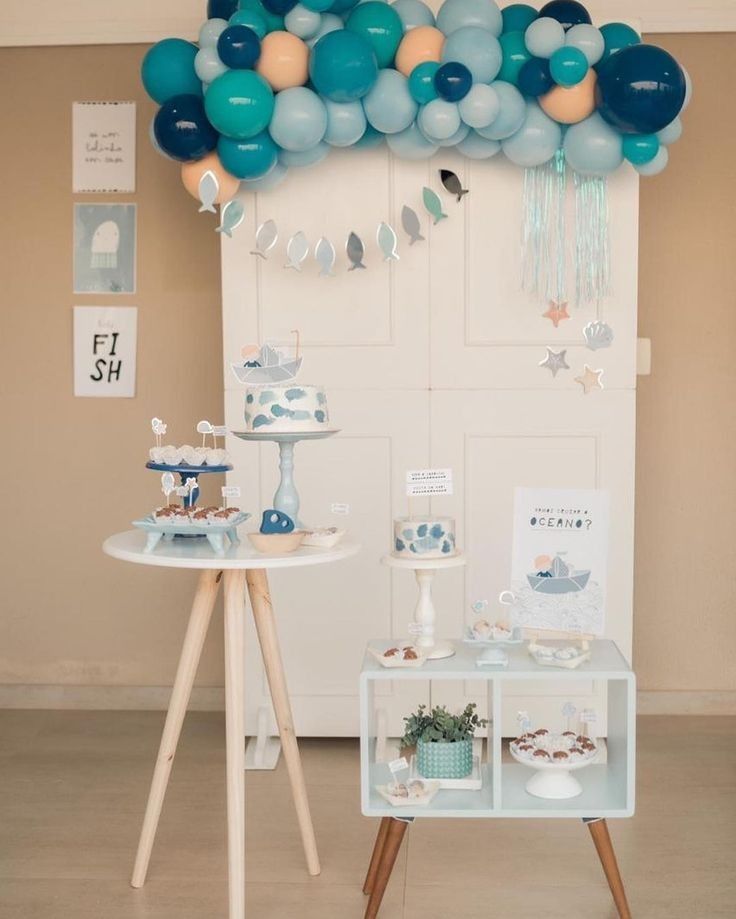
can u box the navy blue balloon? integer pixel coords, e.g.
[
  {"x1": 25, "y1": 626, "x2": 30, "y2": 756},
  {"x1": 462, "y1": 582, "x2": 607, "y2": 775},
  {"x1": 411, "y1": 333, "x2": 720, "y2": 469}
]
[
  {"x1": 207, "y1": 0, "x2": 238, "y2": 19},
  {"x1": 518, "y1": 57, "x2": 554, "y2": 97},
  {"x1": 153, "y1": 94, "x2": 218, "y2": 162},
  {"x1": 596, "y1": 43, "x2": 686, "y2": 134},
  {"x1": 537, "y1": 1, "x2": 591, "y2": 31},
  {"x1": 262, "y1": 0, "x2": 299, "y2": 14},
  {"x1": 434, "y1": 62, "x2": 473, "y2": 103},
  {"x1": 218, "y1": 25, "x2": 261, "y2": 69}
]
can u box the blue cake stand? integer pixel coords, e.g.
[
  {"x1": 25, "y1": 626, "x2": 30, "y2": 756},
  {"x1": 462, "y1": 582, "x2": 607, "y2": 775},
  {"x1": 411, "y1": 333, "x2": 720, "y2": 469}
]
[{"x1": 146, "y1": 461, "x2": 232, "y2": 508}]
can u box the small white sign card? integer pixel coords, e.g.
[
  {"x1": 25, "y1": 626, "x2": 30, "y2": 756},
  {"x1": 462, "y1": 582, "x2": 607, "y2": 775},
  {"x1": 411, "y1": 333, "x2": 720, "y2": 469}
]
[
  {"x1": 406, "y1": 468, "x2": 454, "y2": 497},
  {"x1": 508, "y1": 488, "x2": 610, "y2": 635},
  {"x1": 73, "y1": 306, "x2": 137, "y2": 397},
  {"x1": 73, "y1": 102, "x2": 136, "y2": 193}
]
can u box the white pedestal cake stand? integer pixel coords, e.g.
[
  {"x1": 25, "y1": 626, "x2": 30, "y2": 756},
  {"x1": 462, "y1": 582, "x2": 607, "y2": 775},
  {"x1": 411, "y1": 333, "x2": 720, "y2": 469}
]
[{"x1": 381, "y1": 553, "x2": 467, "y2": 660}]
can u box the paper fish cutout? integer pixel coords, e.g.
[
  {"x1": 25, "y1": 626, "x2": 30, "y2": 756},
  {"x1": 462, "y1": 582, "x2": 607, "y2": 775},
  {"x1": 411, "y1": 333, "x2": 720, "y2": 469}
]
[
  {"x1": 440, "y1": 169, "x2": 468, "y2": 202},
  {"x1": 151, "y1": 417, "x2": 164, "y2": 434},
  {"x1": 198, "y1": 170, "x2": 219, "y2": 214},
  {"x1": 422, "y1": 187, "x2": 447, "y2": 225},
  {"x1": 346, "y1": 232, "x2": 366, "y2": 271},
  {"x1": 215, "y1": 199, "x2": 245, "y2": 238},
  {"x1": 377, "y1": 222, "x2": 399, "y2": 261},
  {"x1": 260, "y1": 509, "x2": 295, "y2": 534},
  {"x1": 251, "y1": 219, "x2": 278, "y2": 259},
  {"x1": 315, "y1": 237, "x2": 336, "y2": 277},
  {"x1": 161, "y1": 472, "x2": 176, "y2": 495},
  {"x1": 285, "y1": 231, "x2": 309, "y2": 271},
  {"x1": 401, "y1": 205, "x2": 425, "y2": 245}
]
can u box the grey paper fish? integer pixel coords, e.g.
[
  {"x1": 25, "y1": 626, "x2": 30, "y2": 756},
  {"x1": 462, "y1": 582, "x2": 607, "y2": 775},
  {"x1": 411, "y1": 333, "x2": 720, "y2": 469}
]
[
  {"x1": 346, "y1": 232, "x2": 366, "y2": 271},
  {"x1": 198, "y1": 170, "x2": 219, "y2": 213},
  {"x1": 250, "y1": 219, "x2": 278, "y2": 259},
  {"x1": 215, "y1": 199, "x2": 245, "y2": 238},
  {"x1": 315, "y1": 237, "x2": 336, "y2": 277},
  {"x1": 285, "y1": 231, "x2": 309, "y2": 271},
  {"x1": 422, "y1": 187, "x2": 447, "y2": 225},
  {"x1": 401, "y1": 205, "x2": 425, "y2": 245},
  {"x1": 440, "y1": 169, "x2": 468, "y2": 202},
  {"x1": 376, "y1": 222, "x2": 399, "y2": 261}
]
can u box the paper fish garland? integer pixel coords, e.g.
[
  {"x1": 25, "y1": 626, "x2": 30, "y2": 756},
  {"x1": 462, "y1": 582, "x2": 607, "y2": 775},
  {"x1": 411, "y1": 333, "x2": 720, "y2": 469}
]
[
  {"x1": 346, "y1": 232, "x2": 366, "y2": 271},
  {"x1": 285, "y1": 231, "x2": 309, "y2": 271},
  {"x1": 401, "y1": 205, "x2": 425, "y2": 245},
  {"x1": 260, "y1": 509, "x2": 295, "y2": 534},
  {"x1": 583, "y1": 320, "x2": 614, "y2": 351},
  {"x1": 575, "y1": 365, "x2": 604, "y2": 394},
  {"x1": 376, "y1": 222, "x2": 399, "y2": 262},
  {"x1": 251, "y1": 219, "x2": 278, "y2": 259},
  {"x1": 440, "y1": 169, "x2": 468, "y2": 202},
  {"x1": 215, "y1": 199, "x2": 245, "y2": 238},
  {"x1": 315, "y1": 237, "x2": 336, "y2": 277},
  {"x1": 538, "y1": 347, "x2": 570, "y2": 377},
  {"x1": 422, "y1": 187, "x2": 447, "y2": 225},
  {"x1": 198, "y1": 170, "x2": 219, "y2": 214}
]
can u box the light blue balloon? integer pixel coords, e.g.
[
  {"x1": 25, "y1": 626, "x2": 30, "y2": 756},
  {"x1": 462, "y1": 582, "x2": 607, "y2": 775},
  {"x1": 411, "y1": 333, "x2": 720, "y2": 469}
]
[
  {"x1": 418, "y1": 98, "x2": 461, "y2": 141},
  {"x1": 458, "y1": 83, "x2": 499, "y2": 128},
  {"x1": 306, "y1": 13, "x2": 344, "y2": 48},
  {"x1": 475, "y1": 80, "x2": 525, "y2": 140},
  {"x1": 501, "y1": 100, "x2": 561, "y2": 167},
  {"x1": 324, "y1": 99, "x2": 367, "y2": 146},
  {"x1": 285, "y1": 4, "x2": 322, "y2": 39},
  {"x1": 656, "y1": 117, "x2": 682, "y2": 146},
  {"x1": 436, "y1": 122, "x2": 470, "y2": 146},
  {"x1": 269, "y1": 87, "x2": 328, "y2": 152},
  {"x1": 524, "y1": 17, "x2": 565, "y2": 59},
  {"x1": 457, "y1": 130, "x2": 501, "y2": 159},
  {"x1": 354, "y1": 124, "x2": 386, "y2": 148},
  {"x1": 682, "y1": 67, "x2": 693, "y2": 110},
  {"x1": 195, "y1": 47, "x2": 228, "y2": 84},
  {"x1": 565, "y1": 23, "x2": 604, "y2": 65},
  {"x1": 362, "y1": 69, "x2": 418, "y2": 134},
  {"x1": 441, "y1": 26, "x2": 502, "y2": 84},
  {"x1": 635, "y1": 146, "x2": 668, "y2": 176},
  {"x1": 563, "y1": 112, "x2": 623, "y2": 176},
  {"x1": 243, "y1": 162, "x2": 288, "y2": 190},
  {"x1": 391, "y1": 0, "x2": 435, "y2": 30},
  {"x1": 386, "y1": 121, "x2": 439, "y2": 158},
  {"x1": 279, "y1": 142, "x2": 330, "y2": 167},
  {"x1": 436, "y1": 0, "x2": 502, "y2": 37},
  {"x1": 199, "y1": 18, "x2": 229, "y2": 48}
]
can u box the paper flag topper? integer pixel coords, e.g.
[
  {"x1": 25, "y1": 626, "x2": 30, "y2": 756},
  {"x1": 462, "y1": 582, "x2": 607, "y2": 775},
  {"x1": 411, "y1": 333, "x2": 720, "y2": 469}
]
[
  {"x1": 151, "y1": 417, "x2": 166, "y2": 435},
  {"x1": 161, "y1": 472, "x2": 175, "y2": 495},
  {"x1": 184, "y1": 476, "x2": 199, "y2": 495}
]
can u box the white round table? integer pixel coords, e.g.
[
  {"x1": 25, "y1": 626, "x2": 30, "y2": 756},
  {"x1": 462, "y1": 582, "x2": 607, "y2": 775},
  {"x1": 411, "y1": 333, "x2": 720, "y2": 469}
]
[{"x1": 103, "y1": 530, "x2": 360, "y2": 919}]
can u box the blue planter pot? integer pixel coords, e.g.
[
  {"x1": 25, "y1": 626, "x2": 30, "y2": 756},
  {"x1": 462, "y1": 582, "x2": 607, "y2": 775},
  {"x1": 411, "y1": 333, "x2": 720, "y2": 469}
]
[{"x1": 416, "y1": 737, "x2": 473, "y2": 779}]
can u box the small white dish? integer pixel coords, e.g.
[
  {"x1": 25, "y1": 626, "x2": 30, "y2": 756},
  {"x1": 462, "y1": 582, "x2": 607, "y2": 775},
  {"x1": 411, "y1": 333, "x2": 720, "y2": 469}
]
[
  {"x1": 375, "y1": 781, "x2": 441, "y2": 807},
  {"x1": 301, "y1": 527, "x2": 345, "y2": 549},
  {"x1": 368, "y1": 646, "x2": 427, "y2": 669}
]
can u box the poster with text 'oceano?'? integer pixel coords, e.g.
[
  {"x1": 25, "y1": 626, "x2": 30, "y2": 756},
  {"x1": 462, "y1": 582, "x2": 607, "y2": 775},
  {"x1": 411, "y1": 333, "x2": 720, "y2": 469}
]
[{"x1": 509, "y1": 488, "x2": 609, "y2": 636}]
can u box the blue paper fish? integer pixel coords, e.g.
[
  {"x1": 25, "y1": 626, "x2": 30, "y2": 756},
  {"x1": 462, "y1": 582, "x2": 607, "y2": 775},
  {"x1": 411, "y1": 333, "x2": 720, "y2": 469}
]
[
  {"x1": 215, "y1": 199, "x2": 245, "y2": 238},
  {"x1": 285, "y1": 231, "x2": 309, "y2": 271},
  {"x1": 198, "y1": 170, "x2": 219, "y2": 214},
  {"x1": 315, "y1": 237, "x2": 336, "y2": 277},
  {"x1": 422, "y1": 187, "x2": 447, "y2": 225},
  {"x1": 440, "y1": 169, "x2": 468, "y2": 202},
  {"x1": 260, "y1": 509, "x2": 295, "y2": 534},
  {"x1": 346, "y1": 232, "x2": 366, "y2": 271},
  {"x1": 376, "y1": 222, "x2": 399, "y2": 261},
  {"x1": 250, "y1": 219, "x2": 278, "y2": 259},
  {"x1": 401, "y1": 205, "x2": 425, "y2": 245}
]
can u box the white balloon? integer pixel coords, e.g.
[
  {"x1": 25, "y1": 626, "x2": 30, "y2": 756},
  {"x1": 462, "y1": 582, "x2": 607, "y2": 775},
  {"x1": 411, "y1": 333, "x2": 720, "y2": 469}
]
[
  {"x1": 195, "y1": 47, "x2": 227, "y2": 84},
  {"x1": 635, "y1": 146, "x2": 669, "y2": 176},
  {"x1": 524, "y1": 17, "x2": 565, "y2": 59},
  {"x1": 198, "y1": 18, "x2": 228, "y2": 48},
  {"x1": 565, "y1": 23, "x2": 605, "y2": 66},
  {"x1": 656, "y1": 117, "x2": 682, "y2": 146}
]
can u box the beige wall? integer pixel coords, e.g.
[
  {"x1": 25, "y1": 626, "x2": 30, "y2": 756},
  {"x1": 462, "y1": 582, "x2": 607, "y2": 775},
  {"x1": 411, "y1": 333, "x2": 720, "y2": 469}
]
[{"x1": 0, "y1": 35, "x2": 733, "y2": 707}]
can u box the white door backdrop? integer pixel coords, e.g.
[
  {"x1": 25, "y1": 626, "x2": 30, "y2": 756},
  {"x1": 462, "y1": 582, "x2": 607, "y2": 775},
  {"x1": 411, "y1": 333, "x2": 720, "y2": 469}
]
[{"x1": 221, "y1": 146, "x2": 638, "y2": 739}]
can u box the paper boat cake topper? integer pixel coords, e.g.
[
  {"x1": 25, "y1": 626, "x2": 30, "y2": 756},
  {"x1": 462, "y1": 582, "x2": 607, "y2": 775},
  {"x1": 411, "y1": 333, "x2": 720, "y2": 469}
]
[
  {"x1": 231, "y1": 330, "x2": 302, "y2": 386},
  {"x1": 527, "y1": 554, "x2": 591, "y2": 595}
]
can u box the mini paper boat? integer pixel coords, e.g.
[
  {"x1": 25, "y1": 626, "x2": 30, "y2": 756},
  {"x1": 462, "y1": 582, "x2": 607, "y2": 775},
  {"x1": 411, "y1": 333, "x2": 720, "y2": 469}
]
[{"x1": 230, "y1": 343, "x2": 303, "y2": 386}]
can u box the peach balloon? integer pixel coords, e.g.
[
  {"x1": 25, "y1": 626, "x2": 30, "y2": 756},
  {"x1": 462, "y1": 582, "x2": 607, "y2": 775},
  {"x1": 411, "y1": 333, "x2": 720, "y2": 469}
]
[
  {"x1": 181, "y1": 153, "x2": 240, "y2": 204},
  {"x1": 395, "y1": 26, "x2": 445, "y2": 78},
  {"x1": 256, "y1": 31, "x2": 309, "y2": 91},
  {"x1": 539, "y1": 69, "x2": 597, "y2": 125}
]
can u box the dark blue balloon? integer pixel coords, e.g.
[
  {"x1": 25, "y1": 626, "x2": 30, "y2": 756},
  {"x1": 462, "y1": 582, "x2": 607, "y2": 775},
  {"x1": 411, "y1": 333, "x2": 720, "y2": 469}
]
[
  {"x1": 262, "y1": 0, "x2": 298, "y2": 14},
  {"x1": 517, "y1": 57, "x2": 554, "y2": 97},
  {"x1": 153, "y1": 94, "x2": 219, "y2": 162},
  {"x1": 596, "y1": 43, "x2": 686, "y2": 135},
  {"x1": 207, "y1": 0, "x2": 238, "y2": 19},
  {"x1": 434, "y1": 62, "x2": 473, "y2": 102},
  {"x1": 537, "y1": 1, "x2": 591, "y2": 30},
  {"x1": 218, "y1": 25, "x2": 261, "y2": 69}
]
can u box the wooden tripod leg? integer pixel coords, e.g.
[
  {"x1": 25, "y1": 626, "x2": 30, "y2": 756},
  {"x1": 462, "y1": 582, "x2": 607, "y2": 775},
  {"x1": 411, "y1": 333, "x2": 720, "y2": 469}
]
[
  {"x1": 364, "y1": 818, "x2": 408, "y2": 919},
  {"x1": 363, "y1": 818, "x2": 392, "y2": 895},
  {"x1": 246, "y1": 568, "x2": 320, "y2": 877},
  {"x1": 131, "y1": 569, "x2": 221, "y2": 888},
  {"x1": 585, "y1": 818, "x2": 632, "y2": 919}
]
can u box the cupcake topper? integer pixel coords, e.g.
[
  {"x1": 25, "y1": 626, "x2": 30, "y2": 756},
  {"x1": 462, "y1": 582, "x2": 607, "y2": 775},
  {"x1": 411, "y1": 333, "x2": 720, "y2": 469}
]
[
  {"x1": 471, "y1": 599, "x2": 488, "y2": 615},
  {"x1": 517, "y1": 710, "x2": 532, "y2": 734},
  {"x1": 579, "y1": 708, "x2": 597, "y2": 737},
  {"x1": 151, "y1": 417, "x2": 167, "y2": 448},
  {"x1": 196, "y1": 419, "x2": 213, "y2": 448},
  {"x1": 562, "y1": 702, "x2": 577, "y2": 732},
  {"x1": 161, "y1": 471, "x2": 176, "y2": 506},
  {"x1": 212, "y1": 425, "x2": 228, "y2": 449},
  {"x1": 184, "y1": 476, "x2": 199, "y2": 501},
  {"x1": 221, "y1": 484, "x2": 241, "y2": 509}
]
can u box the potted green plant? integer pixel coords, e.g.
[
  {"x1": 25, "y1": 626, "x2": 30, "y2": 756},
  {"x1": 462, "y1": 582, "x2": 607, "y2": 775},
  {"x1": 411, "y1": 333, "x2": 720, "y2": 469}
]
[{"x1": 400, "y1": 703, "x2": 488, "y2": 779}]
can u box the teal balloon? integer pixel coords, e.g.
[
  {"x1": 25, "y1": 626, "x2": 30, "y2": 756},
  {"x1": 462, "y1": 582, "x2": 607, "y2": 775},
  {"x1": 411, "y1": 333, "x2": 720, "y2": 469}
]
[
  {"x1": 436, "y1": 0, "x2": 502, "y2": 38},
  {"x1": 634, "y1": 145, "x2": 668, "y2": 176},
  {"x1": 279, "y1": 141, "x2": 330, "y2": 165},
  {"x1": 243, "y1": 161, "x2": 289, "y2": 189},
  {"x1": 195, "y1": 47, "x2": 228, "y2": 84},
  {"x1": 323, "y1": 99, "x2": 367, "y2": 145},
  {"x1": 205, "y1": 70, "x2": 274, "y2": 138},
  {"x1": 656, "y1": 117, "x2": 682, "y2": 146},
  {"x1": 306, "y1": 13, "x2": 343, "y2": 48},
  {"x1": 436, "y1": 122, "x2": 469, "y2": 146},
  {"x1": 408, "y1": 62, "x2": 439, "y2": 103},
  {"x1": 385, "y1": 121, "x2": 438, "y2": 158},
  {"x1": 363, "y1": 69, "x2": 417, "y2": 133},
  {"x1": 622, "y1": 133, "x2": 659, "y2": 166},
  {"x1": 346, "y1": 3, "x2": 404, "y2": 69},
  {"x1": 309, "y1": 30, "x2": 378, "y2": 102},
  {"x1": 238, "y1": 0, "x2": 284, "y2": 33},
  {"x1": 199, "y1": 19, "x2": 229, "y2": 47},
  {"x1": 565, "y1": 23, "x2": 604, "y2": 66},
  {"x1": 354, "y1": 123, "x2": 386, "y2": 148},
  {"x1": 391, "y1": 0, "x2": 435, "y2": 31},
  {"x1": 285, "y1": 4, "x2": 322, "y2": 38},
  {"x1": 498, "y1": 31, "x2": 531, "y2": 85},
  {"x1": 418, "y1": 98, "x2": 460, "y2": 141},
  {"x1": 475, "y1": 80, "x2": 525, "y2": 139},
  {"x1": 457, "y1": 130, "x2": 501, "y2": 159},
  {"x1": 268, "y1": 86, "x2": 328, "y2": 151},
  {"x1": 441, "y1": 26, "x2": 502, "y2": 84},
  {"x1": 563, "y1": 112, "x2": 623, "y2": 176},
  {"x1": 501, "y1": 4, "x2": 537, "y2": 34},
  {"x1": 141, "y1": 39, "x2": 201, "y2": 104},
  {"x1": 229, "y1": 9, "x2": 268, "y2": 38},
  {"x1": 329, "y1": 0, "x2": 360, "y2": 13},
  {"x1": 501, "y1": 100, "x2": 561, "y2": 166},
  {"x1": 524, "y1": 16, "x2": 565, "y2": 58},
  {"x1": 458, "y1": 83, "x2": 499, "y2": 129},
  {"x1": 218, "y1": 132, "x2": 279, "y2": 178},
  {"x1": 598, "y1": 22, "x2": 640, "y2": 64},
  {"x1": 549, "y1": 46, "x2": 588, "y2": 86},
  {"x1": 302, "y1": 0, "x2": 333, "y2": 10}
]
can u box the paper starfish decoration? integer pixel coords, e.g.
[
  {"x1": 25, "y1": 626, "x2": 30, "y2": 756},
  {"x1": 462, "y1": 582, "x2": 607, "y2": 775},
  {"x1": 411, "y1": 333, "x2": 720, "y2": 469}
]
[
  {"x1": 539, "y1": 347, "x2": 570, "y2": 377},
  {"x1": 542, "y1": 301, "x2": 570, "y2": 328},
  {"x1": 575, "y1": 365, "x2": 604, "y2": 394}
]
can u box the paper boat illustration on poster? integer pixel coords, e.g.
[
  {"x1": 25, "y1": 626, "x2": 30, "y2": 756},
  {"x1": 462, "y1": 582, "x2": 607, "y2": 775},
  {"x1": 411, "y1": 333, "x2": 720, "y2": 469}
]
[
  {"x1": 527, "y1": 554, "x2": 591, "y2": 594},
  {"x1": 231, "y1": 331, "x2": 303, "y2": 386}
]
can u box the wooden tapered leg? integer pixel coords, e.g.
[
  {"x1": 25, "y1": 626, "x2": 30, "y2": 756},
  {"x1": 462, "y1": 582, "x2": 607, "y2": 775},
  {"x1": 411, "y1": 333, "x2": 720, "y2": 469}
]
[
  {"x1": 224, "y1": 570, "x2": 247, "y2": 919},
  {"x1": 363, "y1": 818, "x2": 392, "y2": 895},
  {"x1": 131, "y1": 569, "x2": 221, "y2": 889},
  {"x1": 585, "y1": 818, "x2": 632, "y2": 919},
  {"x1": 246, "y1": 568, "x2": 320, "y2": 876},
  {"x1": 364, "y1": 818, "x2": 408, "y2": 919}
]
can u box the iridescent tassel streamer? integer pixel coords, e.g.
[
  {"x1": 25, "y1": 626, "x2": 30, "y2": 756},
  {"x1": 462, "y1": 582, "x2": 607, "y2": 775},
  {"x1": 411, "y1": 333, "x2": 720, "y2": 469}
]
[
  {"x1": 573, "y1": 171, "x2": 610, "y2": 305},
  {"x1": 521, "y1": 149, "x2": 567, "y2": 304}
]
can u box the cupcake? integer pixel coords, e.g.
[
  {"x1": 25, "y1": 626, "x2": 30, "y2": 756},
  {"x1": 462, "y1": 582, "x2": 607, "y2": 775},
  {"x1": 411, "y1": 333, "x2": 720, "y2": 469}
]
[
  {"x1": 223, "y1": 506, "x2": 241, "y2": 522},
  {"x1": 472, "y1": 619, "x2": 492, "y2": 640},
  {"x1": 533, "y1": 749, "x2": 550, "y2": 759},
  {"x1": 191, "y1": 509, "x2": 210, "y2": 526},
  {"x1": 552, "y1": 750, "x2": 569, "y2": 760},
  {"x1": 210, "y1": 510, "x2": 230, "y2": 526},
  {"x1": 154, "y1": 506, "x2": 174, "y2": 522},
  {"x1": 162, "y1": 445, "x2": 182, "y2": 465},
  {"x1": 180, "y1": 445, "x2": 199, "y2": 466},
  {"x1": 490, "y1": 622, "x2": 512, "y2": 641},
  {"x1": 149, "y1": 447, "x2": 165, "y2": 463},
  {"x1": 193, "y1": 447, "x2": 208, "y2": 465}
]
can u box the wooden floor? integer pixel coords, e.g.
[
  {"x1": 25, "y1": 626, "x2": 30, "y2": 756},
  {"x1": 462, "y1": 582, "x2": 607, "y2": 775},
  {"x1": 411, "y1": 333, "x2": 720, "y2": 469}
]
[{"x1": 0, "y1": 712, "x2": 734, "y2": 918}]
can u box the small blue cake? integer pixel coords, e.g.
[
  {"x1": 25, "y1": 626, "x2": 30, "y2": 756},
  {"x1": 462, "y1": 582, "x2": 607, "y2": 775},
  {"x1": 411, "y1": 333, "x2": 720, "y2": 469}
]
[{"x1": 392, "y1": 516, "x2": 456, "y2": 558}]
